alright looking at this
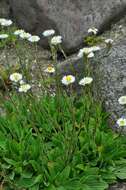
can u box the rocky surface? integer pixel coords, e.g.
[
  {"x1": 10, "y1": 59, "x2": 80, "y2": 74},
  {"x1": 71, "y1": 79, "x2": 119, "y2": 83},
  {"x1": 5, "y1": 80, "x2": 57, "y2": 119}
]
[
  {"x1": 109, "y1": 183, "x2": 126, "y2": 190},
  {"x1": 0, "y1": 0, "x2": 10, "y2": 18},
  {"x1": 93, "y1": 42, "x2": 126, "y2": 125},
  {"x1": 8, "y1": 0, "x2": 126, "y2": 52}
]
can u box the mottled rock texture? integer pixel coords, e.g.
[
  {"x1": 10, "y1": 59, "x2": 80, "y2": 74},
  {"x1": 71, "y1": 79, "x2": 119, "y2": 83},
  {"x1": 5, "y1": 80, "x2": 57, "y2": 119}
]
[
  {"x1": 0, "y1": 0, "x2": 10, "y2": 17},
  {"x1": 93, "y1": 42, "x2": 126, "y2": 123},
  {"x1": 109, "y1": 182, "x2": 126, "y2": 190},
  {"x1": 8, "y1": 0, "x2": 126, "y2": 52}
]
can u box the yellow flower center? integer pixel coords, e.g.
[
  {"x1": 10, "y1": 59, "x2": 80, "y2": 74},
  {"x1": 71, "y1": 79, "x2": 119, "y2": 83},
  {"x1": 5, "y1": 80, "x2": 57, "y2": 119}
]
[
  {"x1": 14, "y1": 75, "x2": 19, "y2": 80},
  {"x1": 120, "y1": 120, "x2": 125, "y2": 126},
  {"x1": 122, "y1": 98, "x2": 126, "y2": 102},
  {"x1": 48, "y1": 67, "x2": 53, "y2": 71},
  {"x1": 66, "y1": 76, "x2": 72, "y2": 82}
]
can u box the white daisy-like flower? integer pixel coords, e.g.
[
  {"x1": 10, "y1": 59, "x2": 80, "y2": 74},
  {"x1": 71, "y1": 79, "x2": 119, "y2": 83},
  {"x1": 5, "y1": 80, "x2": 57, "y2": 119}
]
[
  {"x1": 77, "y1": 47, "x2": 93, "y2": 58},
  {"x1": 79, "y1": 77, "x2": 93, "y2": 86},
  {"x1": 61, "y1": 75, "x2": 75, "y2": 86},
  {"x1": 19, "y1": 32, "x2": 31, "y2": 39},
  {"x1": 87, "y1": 52, "x2": 94, "y2": 58},
  {"x1": 51, "y1": 35, "x2": 62, "y2": 45},
  {"x1": 0, "y1": 18, "x2": 6, "y2": 24},
  {"x1": 105, "y1": 39, "x2": 113, "y2": 44},
  {"x1": 118, "y1": 96, "x2": 126, "y2": 105},
  {"x1": 91, "y1": 46, "x2": 101, "y2": 52},
  {"x1": 9, "y1": 73, "x2": 22, "y2": 82},
  {"x1": 88, "y1": 27, "x2": 98, "y2": 35},
  {"x1": 42, "y1": 29, "x2": 55, "y2": 37},
  {"x1": 0, "y1": 19, "x2": 13, "y2": 26},
  {"x1": 19, "y1": 84, "x2": 31, "y2": 92},
  {"x1": 117, "y1": 118, "x2": 126, "y2": 127},
  {"x1": 28, "y1": 35, "x2": 40, "y2": 42},
  {"x1": 77, "y1": 46, "x2": 101, "y2": 58},
  {"x1": 44, "y1": 66, "x2": 55, "y2": 73},
  {"x1": 14, "y1": 29, "x2": 25, "y2": 36},
  {"x1": 0, "y1": 34, "x2": 9, "y2": 39}
]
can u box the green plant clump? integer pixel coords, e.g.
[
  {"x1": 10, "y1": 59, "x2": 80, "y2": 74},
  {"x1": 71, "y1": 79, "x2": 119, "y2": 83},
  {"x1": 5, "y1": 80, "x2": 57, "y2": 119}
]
[
  {"x1": 84, "y1": 36, "x2": 103, "y2": 46},
  {"x1": 1, "y1": 93, "x2": 126, "y2": 190}
]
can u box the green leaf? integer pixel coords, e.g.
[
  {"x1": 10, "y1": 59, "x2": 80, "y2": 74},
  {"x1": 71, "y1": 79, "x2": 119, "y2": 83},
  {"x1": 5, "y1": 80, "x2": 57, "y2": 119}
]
[
  {"x1": 4, "y1": 158, "x2": 18, "y2": 166},
  {"x1": 57, "y1": 187, "x2": 66, "y2": 190},
  {"x1": 21, "y1": 171, "x2": 33, "y2": 178},
  {"x1": 1, "y1": 163, "x2": 11, "y2": 169},
  {"x1": 0, "y1": 132, "x2": 7, "y2": 150},
  {"x1": 9, "y1": 171, "x2": 15, "y2": 180},
  {"x1": 34, "y1": 174, "x2": 43, "y2": 184},
  {"x1": 46, "y1": 185, "x2": 57, "y2": 190},
  {"x1": 81, "y1": 185, "x2": 92, "y2": 190},
  {"x1": 87, "y1": 179, "x2": 108, "y2": 190},
  {"x1": 29, "y1": 184, "x2": 39, "y2": 190},
  {"x1": 16, "y1": 174, "x2": 43, "y2": 188},
  {"x1": 115, "y1": 167, "x2": 126, "y2": 179},
  {"x1": 58, "y1": 166, "x2": 71, "y2": 182}
]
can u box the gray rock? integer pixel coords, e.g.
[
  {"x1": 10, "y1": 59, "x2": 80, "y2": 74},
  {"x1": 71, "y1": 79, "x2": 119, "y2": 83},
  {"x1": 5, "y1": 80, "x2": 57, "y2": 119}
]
[
  {"x1": 8, "y1": 0, "x2": 126, "y2": 52},
  {"x1": 109, "y1": 183, "x2": 126, "y2": 190},
  {"x1": 0, "y1": 0, "x2": 10, "y2": 18},
  {"x1": 93, "y1": 42, "x2": 126, "y2": 125}
]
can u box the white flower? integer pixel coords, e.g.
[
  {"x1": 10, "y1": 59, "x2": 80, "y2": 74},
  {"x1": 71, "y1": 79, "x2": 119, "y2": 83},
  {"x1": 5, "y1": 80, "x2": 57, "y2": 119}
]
[
  {"x1": 77, "y1": 49, "x2": 85, "y2": 58},
  {"x1": 51, "y1": 36, "x2": 62, "y2": 45},
  {"x1": 79, "y1": 77, "x2": 93, "y2": 86},
  {"x1": 9, "y1": 73, "x2": 22, "y2": 82},
  {"x1": 91, "y1": 46, "x2": 101, "y2": 52},
  {"x1": 61, "y1": 75, "x2": 75, "y2": 85},
  {"x1": 0, "y1": 18, "x2": 6, "y2": 24},
  {"x1": 77, "y1": 47, "x2": 92, "y2": 58},
  {"x1": 87, "y1": 52, "x2": 94, "y2": 58},
  {"x1": 44, "y1": 66, "x2": 55, "y2": 73},
  {"x1": 117, "y1": 118, "x2": 126, "y2": 127},
  {"x1": 28, "y1": 35, "x2": 40, "y2": 42},
  {"x1": 0, "y1": 19, "x2": 13, "y2": 26},
  {"x1": 43, "y1": 29, "x2": 55, "y2": 37},
  {"x1": 19, "y1": 80, "x2": 25, "y2": 85},
  {"x1": 88, "y1": 27, "x2": 98, "y2": 35},
  {"x1": 77, "y1": 46, "x2": 100, "y2": 58},
  {"x1": 0, "y1": 34, "x2": 9, "y2": 39},
  {"x1": 19, "y1": 84, "x2": 31, "y2": 92},
  {"x1": 118, "y1": 96, "x2": 126, "y2": 105},
  {"x1": 19, "y1": 32, "x2": 31, "y2": 39},
  {"x1": 105, "y1": 39, "x2": 113, "y2": 44},
  {"x1": 14, "y1": 29, "x2": 25, "y2": 36}
]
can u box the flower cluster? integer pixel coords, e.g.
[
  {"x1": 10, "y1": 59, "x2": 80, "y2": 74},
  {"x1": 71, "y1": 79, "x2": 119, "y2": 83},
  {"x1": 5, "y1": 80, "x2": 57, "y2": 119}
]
[
  {"x1": 116, "y1": 96, "x2": 126, "y2": 127},
  {"x1": 88, "y1": 27, "x2": 98, "y2": 35},
  {"x1": 77, "y1": 46, "x2": 100, "y2": 58},
  {"x1": 13, "y1": 29, "x2": 40, "y2": 43},
  {"x1": 0, "y1": 18, "x2": 13, "y2": 26},
  {"x1": 42, "y1": 29, "x2": 55, "y2": 37},
  {"x1": 61, "y1": 75, "x2": 93, "y2": 86},
  {"x1": 42, "y1": 29, "x2": 62, "y2": 45},
  {"x1": 9, "y1": 73, "x2": 31, "y2": 93}
]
